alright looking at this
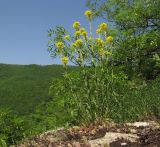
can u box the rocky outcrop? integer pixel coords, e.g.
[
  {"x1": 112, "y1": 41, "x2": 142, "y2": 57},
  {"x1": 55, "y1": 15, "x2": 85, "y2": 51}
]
[
  {"x1": 89, "y1": 132, "x2": 139, "y2": 147},
  {"x1": 19, "y1": 121, "x2": 160, "y2": 147}
]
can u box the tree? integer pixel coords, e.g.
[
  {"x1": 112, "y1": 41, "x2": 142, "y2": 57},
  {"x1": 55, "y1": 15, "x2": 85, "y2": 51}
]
[{"x1": 87, "y1": 0, "x2": 160, "y2": 79}]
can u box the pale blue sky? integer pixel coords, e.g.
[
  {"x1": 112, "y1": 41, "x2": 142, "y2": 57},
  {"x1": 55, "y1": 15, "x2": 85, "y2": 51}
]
[{"x1": 0, "y1": 0, "x2": 105, "y2": 65}]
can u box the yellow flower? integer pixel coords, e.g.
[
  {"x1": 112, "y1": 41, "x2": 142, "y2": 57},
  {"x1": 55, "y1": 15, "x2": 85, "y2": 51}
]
[
  {"x1": 106, "y1": 51, "x2": 112, "y2": 56},
  {"x1": 80, "y1": 28, "x2": 86, "y2": 33},
  {"x1": 74, "y1": 31, "x2": 81, "y2": 37},
  {"x1": 84, "y1": 10, "x2": 93, "y2": 19},
  {"x1": 62, "y1": 57, "x2": 69, "y2": 65},
  {"x1": 82, "y1": 31, "x2": 88, "y2": 38},
  {"x1": 96, "y1": 38, "x2": 104, "y2": 47},
  {"x1": 75, "y1": 39, "x2": 83, "y2": 48},
  {"x1": 106, "y1": 36, "x2": 113, "y2": 43},
  {"x1": 96, "y1": 28, "x2": 102, "y2": 34},
  {"x1": 64, "y1": 35, "x2": 70, "y2": 41},
  {"x1": 99, "y1": 23, "x2": 108, "y2": 31},
  {"x1": 56, "y1": 42, "x2": 64, "y2": 49},
  {"x1": 73, "y1": 21, "x2": 80, "y2": 30},
  {"x1": 98, "y1": 48, "x2": 105, "y2": 56}
]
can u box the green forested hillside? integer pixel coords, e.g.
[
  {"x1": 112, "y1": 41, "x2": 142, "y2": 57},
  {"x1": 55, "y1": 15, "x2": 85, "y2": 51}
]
[{"x1": 0, "y1": 63, "x2": 76, "y2": 114}]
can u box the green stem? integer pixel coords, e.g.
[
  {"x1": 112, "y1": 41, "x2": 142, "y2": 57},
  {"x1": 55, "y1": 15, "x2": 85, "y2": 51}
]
[
  {"x1": 89, "y1": 21, "x2": 92, "y2": 38},
  {"x1": 110, "y1": 44, "x2": 114, "y2": 97}
]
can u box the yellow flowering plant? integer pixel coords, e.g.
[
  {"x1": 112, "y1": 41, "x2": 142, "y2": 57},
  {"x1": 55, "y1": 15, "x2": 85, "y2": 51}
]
[{"x1": 48, "y1": 10, "x2": 116, "y2": 122}]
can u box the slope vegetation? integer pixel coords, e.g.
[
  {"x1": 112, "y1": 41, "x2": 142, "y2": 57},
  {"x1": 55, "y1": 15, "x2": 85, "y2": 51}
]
[{"x1": 0, "y1": 63, "x2": 76, "y2": 114}]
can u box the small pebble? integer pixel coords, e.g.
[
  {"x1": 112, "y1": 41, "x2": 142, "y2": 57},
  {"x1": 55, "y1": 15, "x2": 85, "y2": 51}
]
[{"x1": 121, "y1": 142, "x2": 127, "y2": 146}]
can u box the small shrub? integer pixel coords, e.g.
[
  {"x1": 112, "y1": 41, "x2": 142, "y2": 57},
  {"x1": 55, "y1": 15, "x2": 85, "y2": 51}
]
[{"x1": 0, "y1": 109, "x2": 27, "y2": 146}]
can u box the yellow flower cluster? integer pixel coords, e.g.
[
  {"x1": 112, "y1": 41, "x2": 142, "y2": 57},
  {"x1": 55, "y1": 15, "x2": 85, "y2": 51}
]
[
  {"x1": 64, "y1": 35, "x2": 70, "y2": 41},
  {"x1": 73, "y1": 21, "x2": 80, "y2": 30},
  {"x1": 84, "y1": 10, "x2": 92, "y2": 20},
  {"x1": 80, "y1": 28, "x2": 88, "y2": 38},
  {"x1": 96, "y1": 38, "x2": 104, "y2": 47},
  {"x1": 74, "y1": 27, "x2": 88, "y2": 38},
  {"x1": 62, "y1": 57, "x2": 69, "y2": 65},
  {"x1": 106, "y1": 36, "x2": 113, "y2": 43},
  {"x1": 74, "y1": 31, "x2": 81, "y2": 37},
  {"x1": 75, "y1": 39, "x2": 83, "y2": 48},
  {"x1": 82, "y1": 31, "x2": 88, "y2": 38},
  {"x1": 56, "y1": 10, "x2": 114, "y2": 67},
  {"x1": 96, "y1": 23, "x2": 108, "y2": 34},
  {"x1": 56, "y1": 42, "x2": 64, "y2": 49},
  {"x1": 99, "y1": 23, "x2": 108, "y2": 31}
]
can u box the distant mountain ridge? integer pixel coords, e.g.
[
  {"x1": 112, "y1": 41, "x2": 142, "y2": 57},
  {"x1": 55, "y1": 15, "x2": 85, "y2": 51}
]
[{"x1": 0, "y1": 63, "x2": 76, "y2": 115}]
